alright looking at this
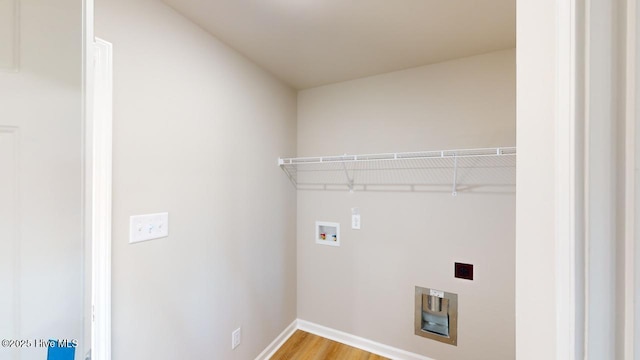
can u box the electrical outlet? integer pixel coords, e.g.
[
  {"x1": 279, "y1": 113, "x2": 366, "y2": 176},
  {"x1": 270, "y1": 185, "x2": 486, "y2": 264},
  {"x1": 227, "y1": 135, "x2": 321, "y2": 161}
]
[
  {"x1": 232, "y1": 327, "x2": 241, "y2": 350},
  {"x1": 351, "y1": 207, "x2": 361, "y2": 230},
  {"x1": 351, "y1": 214, "x2": 361, "y2": 229}
]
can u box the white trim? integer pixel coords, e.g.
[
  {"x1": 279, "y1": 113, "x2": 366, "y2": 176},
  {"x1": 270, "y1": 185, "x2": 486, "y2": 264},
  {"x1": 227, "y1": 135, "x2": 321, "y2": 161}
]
[
  {"x1": 91, "y1": 37, "x2": 113, "y2": 360},
  {"x1": 253, "y1": 320, "x2": 298, "y2": 360},
  {"x1": 296, "y1": 320, "x2": 435, "y2": 360},
  {"x1": 82, "y1": 0, "x2": 95, "y2": 359},
  {"x1": 556, "y1": 0, "x2": 627, "y2": 358},
  {"x1": 0, "y1": 0, "x2": 20, "y2": 72},
  {"x1": 0, "y1": 126, "x2": 21, "y2": 360},
  {"x1": 255, "y1": 319, "x2": 435, "y2": 360},
  {"x1": 625, "y1": 2, "x2": 637, "y2": 359},
  {"x1": 556, "y1": 0, "x2": 585, "y2": 359},
  {"x1": 631, "y1": 0, "x2": 640, "y2": 356},
  {"x1": 584, "y1": 0, "x2": 619, "y2": 357}
]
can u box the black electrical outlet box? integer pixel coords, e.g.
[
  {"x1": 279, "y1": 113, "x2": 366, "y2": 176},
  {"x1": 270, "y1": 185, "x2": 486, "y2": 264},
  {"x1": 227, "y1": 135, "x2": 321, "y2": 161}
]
[{"x1": 454, "y1": 262, "x2": 474, "y2": 280}]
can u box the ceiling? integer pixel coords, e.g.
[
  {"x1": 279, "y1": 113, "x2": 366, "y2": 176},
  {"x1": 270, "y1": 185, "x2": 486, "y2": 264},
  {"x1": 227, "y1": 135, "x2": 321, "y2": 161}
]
[{"x1": 162, "y1": 0, "x2": 515, "y2": 90}]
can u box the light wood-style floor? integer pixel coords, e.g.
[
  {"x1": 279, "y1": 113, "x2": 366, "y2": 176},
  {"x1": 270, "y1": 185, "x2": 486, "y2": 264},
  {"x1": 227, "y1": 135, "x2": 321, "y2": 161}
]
[{"x1": 270, "y1": 330, "x2": 389, "y2": 360}]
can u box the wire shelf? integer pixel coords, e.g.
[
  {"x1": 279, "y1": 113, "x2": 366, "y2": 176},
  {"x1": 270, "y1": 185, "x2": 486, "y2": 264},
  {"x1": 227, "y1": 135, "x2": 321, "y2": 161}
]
[{"x1": 278, "y1": 147, "x2": 516, "y2": 194}]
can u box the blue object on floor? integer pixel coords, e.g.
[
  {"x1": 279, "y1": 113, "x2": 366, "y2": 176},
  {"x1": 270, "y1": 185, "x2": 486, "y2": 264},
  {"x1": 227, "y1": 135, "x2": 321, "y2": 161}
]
[{"x1": 46, "y1": 340, "x2": 76, "y2": 360}]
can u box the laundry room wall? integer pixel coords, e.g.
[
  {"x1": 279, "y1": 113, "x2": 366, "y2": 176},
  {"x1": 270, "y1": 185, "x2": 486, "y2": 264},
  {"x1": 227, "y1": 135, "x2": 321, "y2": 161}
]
[
  {"x1": 296, "y1": 49, "x2": 516, "y2": 360},
  {"x1": 96, "y1": 0, "x2": 298, "y2": 358}
]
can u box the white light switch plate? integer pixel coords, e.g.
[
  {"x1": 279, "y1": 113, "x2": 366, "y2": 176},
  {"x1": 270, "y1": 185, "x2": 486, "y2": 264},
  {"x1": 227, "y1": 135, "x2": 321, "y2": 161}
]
[{"x1": 129, "y1": 212, "x2": 169, "y2": 244}]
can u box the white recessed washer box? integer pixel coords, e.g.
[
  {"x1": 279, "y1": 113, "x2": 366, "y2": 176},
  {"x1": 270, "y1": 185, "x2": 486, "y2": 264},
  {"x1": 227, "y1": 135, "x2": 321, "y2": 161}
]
[
  {"x1": 129, "y1": 212, "x2": 169, "y2": 244},
  {"x1": 316, "y1": 221, "x2": 340, "y2": 247}
]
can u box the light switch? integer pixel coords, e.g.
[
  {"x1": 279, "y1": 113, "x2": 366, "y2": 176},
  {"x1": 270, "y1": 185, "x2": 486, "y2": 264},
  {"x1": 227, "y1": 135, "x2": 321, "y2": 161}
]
[{"x1": 129, "y1": 212, "x2": 169, "y2": 244}]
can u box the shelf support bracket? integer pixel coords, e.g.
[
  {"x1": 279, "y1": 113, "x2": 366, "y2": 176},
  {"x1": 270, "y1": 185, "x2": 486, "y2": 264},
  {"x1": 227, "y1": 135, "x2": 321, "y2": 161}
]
[
  {"x1": 341, "y1": 160, "x2": 354, "y2": 193},
  {"x1": 452, "y1": 155, "x2": 458, "y2": 196}
]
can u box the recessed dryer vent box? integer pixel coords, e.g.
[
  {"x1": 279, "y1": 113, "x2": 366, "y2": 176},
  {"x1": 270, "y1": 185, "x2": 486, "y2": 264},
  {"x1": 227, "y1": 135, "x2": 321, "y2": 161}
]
[
  {"x1": 316, "y1": 221, "x2": 340, "y2": 247},
  {"x1": 415, "y1": 286, "x2": 458, "y2": 346},
  {"x1": 455, "y1": 262, "x2": 474, "y2": 280}
]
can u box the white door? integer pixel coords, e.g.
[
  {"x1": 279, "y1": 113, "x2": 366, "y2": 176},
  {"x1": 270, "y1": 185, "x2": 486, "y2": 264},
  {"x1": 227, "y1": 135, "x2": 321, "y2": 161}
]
[{"x1": 0, "y1": 0, "x2": 85, "y2": 359}]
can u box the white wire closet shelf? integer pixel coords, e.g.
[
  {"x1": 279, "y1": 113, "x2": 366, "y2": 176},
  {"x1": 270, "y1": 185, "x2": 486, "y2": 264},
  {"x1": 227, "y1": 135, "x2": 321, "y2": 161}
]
[{"x1": 278, "y1": 147, "x2": 517, "y2": 194}]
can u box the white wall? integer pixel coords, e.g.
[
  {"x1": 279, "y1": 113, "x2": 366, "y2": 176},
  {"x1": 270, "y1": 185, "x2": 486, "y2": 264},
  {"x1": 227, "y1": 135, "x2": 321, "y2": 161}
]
[
  {"x1": 515, "y1": 0, "x2": 557, "y2": 359},
  {"x1": 95, "y1": 0, "x2": 297, "y2": 359},
  {"x1": 0, "y1": 0, "x2": 84, "y2": 359},
  {"x1": 296, "y1": 49, "x2": 515, "y2": 360}
]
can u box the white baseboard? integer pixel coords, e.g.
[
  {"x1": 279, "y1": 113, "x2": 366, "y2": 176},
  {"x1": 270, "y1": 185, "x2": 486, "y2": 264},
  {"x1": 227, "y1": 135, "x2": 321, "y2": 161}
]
[
  {"x1": 255, "y1": 318, "x2": 434, "y2": 360},
  {"x1": 295, "y1": 319, "x2": 435, "y2": 360},
  {"x1": 254, "y1": 319, "x2": 298, "y2": 360}
]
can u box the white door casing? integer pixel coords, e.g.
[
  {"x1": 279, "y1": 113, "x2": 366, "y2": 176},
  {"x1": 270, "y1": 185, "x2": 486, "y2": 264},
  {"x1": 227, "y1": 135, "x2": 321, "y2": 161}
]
[
  {"x1": 0, "y1": 0, "x2": 19, "y2": 71},
  {"x1": 0, "y1": 127, "x2": 19, "y2": 360},
  {"x1": 555, "y1": 0, "x2": 639, "y2": 359},
  {"x1": 631, "y1": 0, "x2": 640, "y2": 356},
  {"x1": 90, "y1": 37, "x2": 112, "y2": 360}
]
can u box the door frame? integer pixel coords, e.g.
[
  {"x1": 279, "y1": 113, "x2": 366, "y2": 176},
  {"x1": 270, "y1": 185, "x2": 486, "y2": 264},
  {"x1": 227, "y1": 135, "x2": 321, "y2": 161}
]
[
  {"x1": 83, "y1": 1, "x2": 113, "y2": 359},
  {"x1": 555, "y1": 0, "x2": 638, "y2": 359},
  {"x1": 82, "y1": 0, "x2": 95, "y2": 358},
  {"x1": 555, "y1": 1, "x2": 586, "y2": 359},
  {"x1": 81, "y1": 0, "x2": 639, "y2": 359},
  {"x1": 90, "y1": 37, "x2": 113, "y2": 360},
  {"x1": 625, "y1": 0, "x2": 639, "y2": 356}
]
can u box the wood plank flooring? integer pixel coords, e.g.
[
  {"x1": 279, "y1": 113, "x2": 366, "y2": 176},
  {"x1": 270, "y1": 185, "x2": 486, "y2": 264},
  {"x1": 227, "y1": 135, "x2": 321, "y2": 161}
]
[{"x1": 270, "y1": 330, "x2": 389, "y2": 360}]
